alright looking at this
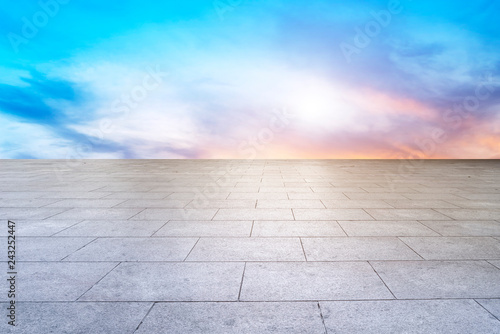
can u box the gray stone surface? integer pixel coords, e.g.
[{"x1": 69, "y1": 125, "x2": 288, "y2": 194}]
[
  {"x1": 80, "y1": 262, "x2": 245, "y2": 301},
  {"x1": 338, "y1": 220, "x2": 439, "y2": 236},
  {"x1": 372, "y1": 260, "x2": 500, "y2": 299},
  {"x1": 293, "y1": 209, "x2": 373, "y2": 220},
  {"x1": 252, "y1": 220, "x2": 346, "y2": 237},
  {"x1": 155, "y1": 220, "x2": 253, "y2": 237},
  {"x1": 55, "y1": 219, "x2": 167, "y2": 237},
  {"x1": 321, "y1": 300, "x2": 500, "y2": 334},
  {"x1": 16, "y1": 237, "x2": 95, "y2": 261},
  {"x1": 136, "y1": 302, "x2": 325, "y2": 334},
  {"x1": 214, "y1": 209, "x2": 294, "y2": 220},
  {"x1": 0, "y1": 302, "x2": 151, "y2": 334},
  {"x1": 65, "y1": 237, "x2": 198, "y2": 261},
  {"x1": 2, "y1": 159, "x2": 500, "y2": 332},
  {"x1": 476, "y1": 299, "x2": 500, "y2": 319},
  {"x1": 240, "y1": 262, "x2": 393, "y2": 301},
  {"x1": 301, "y1": 237, "x2": 422, "y2": 261},
  {"x1": 7, "y1": 262, "x2": 117, "y2": 301},
  {"x1": 186, "y1": 238, "x2": 306, "y2": 261},
  {"x1": 400, "y1": 237, "x2": 500, "y2": 260},
  {"x1": 420, "y1": 220, "x2": 500, "y2": 236},
  {"x1": 365, "y1": 209, "x2": 451, "y2": 220}
]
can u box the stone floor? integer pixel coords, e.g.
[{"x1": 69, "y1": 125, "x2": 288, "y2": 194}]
[{"x1": 1, "y1": 159, "x2": 500, "y2": 333}]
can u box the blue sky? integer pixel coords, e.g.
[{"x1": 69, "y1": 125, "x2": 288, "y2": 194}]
[{"x1": 1, "y1": 0, "x2": 499, "y2": 159}]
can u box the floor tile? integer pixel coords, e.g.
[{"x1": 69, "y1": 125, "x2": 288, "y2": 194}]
[
  {"x1": 80, "y1": 262, "x2": 244, "y2": 301},
  {"x1": 0, "y1": 220, "x2": 81, "y2": 236},
  {"x1": 155, "y1": 220, "x2": 252, "y2": 237},
  {"x1": 476, "y1": 299, "x2": 500, "y2": 319},
  {"x1": 322, "y1": 200, "x2": 393, "y2": 208},
  {"x1": 55, "y1": 220, "x2": 166, "y2": 237},
  {"x1": 214, "y1": 209, "x2": 294, "y2": 220},
  {"x1": 115, "y1": 199, "x2": 191, "y2": 208},
  {"x1": 65, "y1": 237, "x2": 198, "y2": 261},
  {"x1": 371, "y1": 260, "x2": 500, "y2": 299},
  {"x1": 302, "y1": 237, "x2": 421, "y2": 261},
  {"x1": 252, "y1": 221, "x2": 346, "y2": 237},
  {"x1": 365, "y1": 209, "x2": 451, "y2": 220},
  {"x1": 400, "y1": 237, "x2": 500, "y2": 260},
  {"x1": 43, "y1": 199, "x2": 126, "y2": 208},
  {"x1": 338, "y1": 220, "x2": 438, "y2": 236},
  {"x1": 0, "y1": 302, "x2": 151, "y2": 334},
  {"x1": 130, "y1": 208, "x2": 217, "y2": 220},
  {"x1": 4, "y1": 262, "x2": 117, "y2": 302},
  {"x1": 435, "y1": 209, "x2": 500, "y2": 220},
  {"x1": 256, "y1": 199, "x2": 325, "y2": 209},
  {"x1": 15, "y1": 237, "x2": 94, "y2": 261},
  {"x1": 420, "y1": 220, "x2": 500, "y2": 236},
  {"x1": 186, "y1": 238, "x2": 305, "y2": 261},
  {"x1": 383, "y1": 200, "x2": 459, "y2": 209},
  {"x1": 136, "y1": 302, "x2": 325, "y2": 334},
  {"x1": 321, "y1": 300, "x2": 500, "y2": 334},
  {"x1": 50, "y1": 208, "x2": 143, "y2": 220},
  {"x1": 293, "y1": 209, "x2": 373, "y2": 220},
  {"x1": 240, "y1": 262, "x2": 393, "y2": 301}
]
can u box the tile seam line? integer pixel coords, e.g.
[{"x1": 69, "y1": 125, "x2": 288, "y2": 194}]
[
  {"x1": 60, "y1": 237, "x2": 99, "y2": 261},
  {"x1": 367, "y1": 261, "x2": 397, "y2": 300},
  {"x1": 75, "y1": 262, "x2": 121, "y2": 301},
  {"x1": 237, "y1": 262, "x2": 247, "y2": 302},
  {"x1": 50, "y1": 219, "x2": 86, "y2": 237},
  {"x1": 317, "y1": 302, "x2": 329, "y2": 334},
  {"x1": 127, "y1": 208, "x2": 147, "y2": 221},
  {"x1": 473, "y1": 299, "x2": 500, "y2": 323},
  {"x1": 183, "y1": 237, "x2": 201, "y2": 262},
  {"x1": 133, "y1": 301, "x2": 156, "y2": 333},
  {"x1": 396, "y1": 237, "x2": 426, "y2": 260}
]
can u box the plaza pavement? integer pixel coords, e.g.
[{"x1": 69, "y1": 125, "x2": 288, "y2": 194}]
[{"x1": 1, "y1": 159, "x2": 500, "y2": 333}]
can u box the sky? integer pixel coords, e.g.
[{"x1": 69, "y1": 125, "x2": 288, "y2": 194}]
[{"x1": 1, "y1": 0, "x2": 499, "y2": 159}]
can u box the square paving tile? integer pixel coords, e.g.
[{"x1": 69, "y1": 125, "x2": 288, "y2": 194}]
[
  {"x1": 371, "y1": 260, "x2": 500, "y2": 299},
  {"x1": 186, "y1": 238, "x2": 305, "y2": 261},
  {"x1": 320, "y1": 300, "x2": 500, "y2": 334},
  {"x1": 301, "y1": 237, "x2": 421, "y2": 261},
  {"x1": 136, "y1": 302, "x2": 325, "y2": 334},
  {"x1": 240, "y1": 262, "x2": 393, "y2": 301},
  {"x1": 80, "y1": 262, "x2": 244, "y2": 301}
]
